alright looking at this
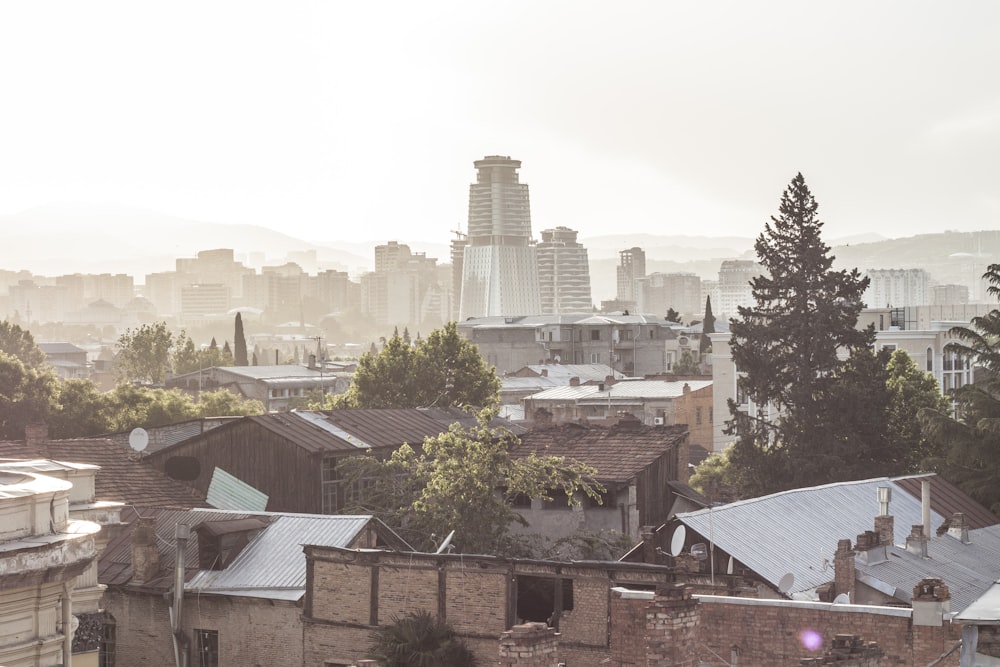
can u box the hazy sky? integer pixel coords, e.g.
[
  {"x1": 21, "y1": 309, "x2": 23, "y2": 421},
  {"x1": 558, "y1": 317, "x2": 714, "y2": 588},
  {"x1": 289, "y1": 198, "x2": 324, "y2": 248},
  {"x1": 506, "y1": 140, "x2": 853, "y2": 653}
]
[{"x1": 1, "y1": 1, "x2": 997, "y2": 244}]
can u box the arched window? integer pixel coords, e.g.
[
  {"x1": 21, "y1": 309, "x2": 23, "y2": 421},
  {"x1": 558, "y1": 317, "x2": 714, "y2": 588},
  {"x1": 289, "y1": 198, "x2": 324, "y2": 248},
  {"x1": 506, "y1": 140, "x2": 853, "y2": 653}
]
[{"x1": 926, "y1": 347, "x2": 934, "y2": 372}]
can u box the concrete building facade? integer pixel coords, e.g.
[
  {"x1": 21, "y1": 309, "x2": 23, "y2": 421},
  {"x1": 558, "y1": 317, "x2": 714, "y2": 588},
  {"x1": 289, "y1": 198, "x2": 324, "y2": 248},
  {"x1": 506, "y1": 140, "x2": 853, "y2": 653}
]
[
  {"x1": 459, "y1": 156, "x2": 541, "y2": 319},
  {"x1": 536, "y1": 226, "x2": 593, "y2": 314}
]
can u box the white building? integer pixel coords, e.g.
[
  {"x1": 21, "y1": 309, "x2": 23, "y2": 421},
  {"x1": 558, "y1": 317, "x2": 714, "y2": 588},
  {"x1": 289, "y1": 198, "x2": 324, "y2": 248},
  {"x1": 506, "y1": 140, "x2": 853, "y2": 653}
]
[
  {"x1": 0, "y1": 458, "x2": 104, "y2": 666},
  {"x1": 459, "y1": 156, "x2": 542, "y2": 319},
  {"x1": 864, "y1": 268, "x2": 930, "y2": 308},
  {"x1": 716, "y1": 260, "x2": 762, "y2": 319},
  {"x1": 536, "y1": 226, "x2": 592, "y2": 314}
]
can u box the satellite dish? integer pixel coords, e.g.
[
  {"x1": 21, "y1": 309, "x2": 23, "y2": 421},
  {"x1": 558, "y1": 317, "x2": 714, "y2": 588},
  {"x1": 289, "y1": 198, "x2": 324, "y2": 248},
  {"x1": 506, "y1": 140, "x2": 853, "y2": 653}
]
[
  {"x1": 669, "y1": 525, "x2": 687, "y2": 557},
  {"x1": 778, "y1": 572, "x2": 795, "y2": 594},
  {"x1": 727, "y1": 556, "x2": 734, "y2": 575},
  {"x1": 129, "y1": 427, "x2": 149, "y2": 452},
  {"x1": 833, "y1": 593, "x2": 850, "y2": 604},
  {"x1": 435, "y1": 530, "x2": 455, "y2": 554}
]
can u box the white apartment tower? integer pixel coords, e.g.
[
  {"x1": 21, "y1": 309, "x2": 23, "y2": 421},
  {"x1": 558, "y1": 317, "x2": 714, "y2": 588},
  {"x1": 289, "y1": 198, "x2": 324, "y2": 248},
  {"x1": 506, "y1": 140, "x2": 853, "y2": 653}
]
[
  {"x1": 536, "y1": 226, "x2": 593, "y2": 314},
  {"x1": 716, "y1": 259, "x2": 762, "y2": 318},
  {"x1": 459, "y1": 156, "x2": 541, "y2": 319}
]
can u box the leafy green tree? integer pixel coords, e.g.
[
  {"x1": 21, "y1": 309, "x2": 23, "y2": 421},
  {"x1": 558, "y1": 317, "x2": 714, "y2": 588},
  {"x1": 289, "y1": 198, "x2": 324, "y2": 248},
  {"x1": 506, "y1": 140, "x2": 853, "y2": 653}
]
[
  {"x1": 369, "y1": 611, "x2": 477, "y2": 667},
  {"x1": 921, "y1": 264, "x2": 1000, "y2": 513},
  {"x1": 0, "y1": 351, "x2": 59, "y2": 439},
  {"x1": 689, "y1": 445, "x2": 741, "y2": 503},
  {"x1": 234, "y1": 312, "x2": 249, "y2": 366},
  {"x1": 0, "y1": 321, "x2": 48, "y2": 369},
  {"x1": 334, "y1": 323, "x2": 500, "y2": 409},
  {"x1": 340, "y1": 408, "x2": 602, "y2": 555},
  {"x1": 195, "y1": 389, "x2": 265, "y2": 417},
  {"x1": 885, "y1": 349, "x2": 951, "y2": 471},
  {"x1": 673, "y1": 349, "x2": 700, "y2": 375},
  {"x1": 50, "y1": 379, "x2": 113, "y2": 438},
  {"x1": 699, "y1": 296, "x2": 715, "y2": 355},
  {"x1": 411, "y1": 322, "x2": 500, "y2": 409},
  {"x1": 114, "y1": 322, "x2": 175, "y2": 384},
  {"x1": 172, "y1": 333, "x2": 201, "y2": 375},
  {"x1": 726, "y1": 174, "x2": 873, "y2": 496}
]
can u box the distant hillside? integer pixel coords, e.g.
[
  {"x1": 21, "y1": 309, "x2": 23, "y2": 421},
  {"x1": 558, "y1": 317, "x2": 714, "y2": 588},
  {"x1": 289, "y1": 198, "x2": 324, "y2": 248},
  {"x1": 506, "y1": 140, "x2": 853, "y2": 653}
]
[{"x1": 0, "y1": 204, "x2": 370, "y2": 278}]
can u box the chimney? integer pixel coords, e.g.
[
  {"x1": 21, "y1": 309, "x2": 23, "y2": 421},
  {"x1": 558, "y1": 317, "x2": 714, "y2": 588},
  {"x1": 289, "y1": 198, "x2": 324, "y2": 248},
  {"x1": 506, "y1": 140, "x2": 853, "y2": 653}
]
[
  {"x1": 905, "y1": 524, "x2": 929, "y2": 558},
  {"x1": 683, "y1": 382, "x2": 691, "y2": 394},
  {"x1": 640, "y1": 526, "x2": 657, "y2": 564},
  {"x1": 498, "y1": 622, "x2": 560, "y2": 667},
  {"x1": 946, "y1": 513, "x2": 971, "y2": 544},
  {"x1": 873, "y1": 515, "x2": 894, "y2": 547},
  {"x1": 24, "y1": 422, "x2": 49, "y2": 456},
  {"x1": 921, "y1": 479, "x2": 931, "y2": 543},
  {"x1": 540, "y1": 368, "x2": 548, "y2": 377},
  {"x1": 854, "y1": 530, "x2": 888, "y2": 565},
  {"x1": 911, "y1": 577, "x2": 950, "y2": 626},
  {"x1": 833, "y1": 539, "x2": 855, "y2": 601},
  {"x1": 308, "y1": 354, "x2": 317, "y2": 369},
  {"x1": 131, "y1": 516, "x2": 161, "y2": 584},
  {"x1": 605, "y1": 374, "x2": 616, "y2": 386},
  {"x1": 569, "y1": 376, "x2": 580, "y2": 387}
]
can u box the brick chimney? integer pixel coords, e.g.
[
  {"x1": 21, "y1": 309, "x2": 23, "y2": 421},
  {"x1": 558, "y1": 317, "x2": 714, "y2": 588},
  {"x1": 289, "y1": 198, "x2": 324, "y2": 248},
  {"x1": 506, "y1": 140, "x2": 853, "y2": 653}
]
[
  {"x1": 498, "y1": 622, "x2": 560, "y2": 667},
  {"x1": 854, "y1": 530, "x2": 888, "y2": 565},
  {"x1": 540, "y1": 368, "x2": 548, "y2": 377},
  {"x1": 640, "y1": 526, "x2": 657, "y2": 564},
  {"x1": 569, "y1": 376, "x2": 580, "y2": 387},
  {"x1": 911, "y1": 577, "x2": 950, "y2": 626},
  {"x1": 905, "y1": 524, "x2": 929, "y2": 558},
  {"x1": 873, "y1": 514, "x2": 894, "y2": 547},
  {"x1": 24, "y1": 422, "x2": 49, "y2": 457},
  {"x1": 131, "y1": 516, "x2": 161, "y2": 585},
  {"x1": 946, "y1": 513, "x2": 971, "y2": 544},
  {"x1": 644, "y1": 584, "x2": 700, "y2": 666},
  {"x1": 605, "y1": 374, "x2": 617, "y2": 386},
  {"x1": 833, "y1": 539, "x2": 855, "y2": 601}
]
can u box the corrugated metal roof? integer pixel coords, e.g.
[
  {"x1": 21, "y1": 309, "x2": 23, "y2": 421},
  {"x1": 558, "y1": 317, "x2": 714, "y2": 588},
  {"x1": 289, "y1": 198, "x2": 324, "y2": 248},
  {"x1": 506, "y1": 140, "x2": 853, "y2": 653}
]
[
  {"x1": 186, "y1": 513, "x2": 375, "y2": 598},
  {"x1": 676, "y1": 476, "x2": 943, "y2": 597},
  {"x1": 675, "y1": 474, "x2": 1000, "y2": 613},
  {"x1": 956, "y1": 580, "x2": 1000, "y2": 623},
  {"x1": 526, "y1": 385, "x2": 602, "y2": 401},
  {"x1": 522, "y1": 364, "x2": 624, "y2": 382},
  {"x1": 206, "y1": 468, "x2": 269, "y2": 511},
  {"x1": 528, "y1": 380, "x2": 712, "y2": 402}
]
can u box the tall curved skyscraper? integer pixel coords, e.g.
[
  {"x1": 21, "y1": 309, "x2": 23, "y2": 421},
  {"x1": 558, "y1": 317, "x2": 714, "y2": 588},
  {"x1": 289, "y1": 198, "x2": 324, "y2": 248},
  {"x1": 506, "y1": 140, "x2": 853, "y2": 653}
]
[{"x1": 458, "y1": 156, "x2": 541, "y2": 319}]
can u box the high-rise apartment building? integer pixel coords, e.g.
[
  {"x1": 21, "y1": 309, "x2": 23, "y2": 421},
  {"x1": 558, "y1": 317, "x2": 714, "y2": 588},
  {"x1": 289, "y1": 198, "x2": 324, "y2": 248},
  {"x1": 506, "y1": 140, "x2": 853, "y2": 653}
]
[
  {"x1": 864, "y1": 268, "x2": 930, "y2": 309},
  {"x1": 536, "y1": 226, "x2": 592, "y2": 314},
  {"x1": 362, "y1": 241, "x2": 445, "y2": 328},
  {"x1": 459, "y1": 156, "x2": 541, "y2": 319},
  {"x1": 637, "y1": 272, "x2": 702, "y2": 319},
  {"x1": 716, "y1": 260, "x2": 762, "y2": 318},
  {"x1": 616, "y1": 247, "x2": 646, "y2": 310}
]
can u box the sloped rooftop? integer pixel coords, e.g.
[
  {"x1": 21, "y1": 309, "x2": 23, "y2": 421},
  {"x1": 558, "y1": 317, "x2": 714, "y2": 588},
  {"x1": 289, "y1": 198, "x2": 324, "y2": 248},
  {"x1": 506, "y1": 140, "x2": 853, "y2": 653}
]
[{"x1": 512, "y1": 422, "x2": 687, "y2": 483}]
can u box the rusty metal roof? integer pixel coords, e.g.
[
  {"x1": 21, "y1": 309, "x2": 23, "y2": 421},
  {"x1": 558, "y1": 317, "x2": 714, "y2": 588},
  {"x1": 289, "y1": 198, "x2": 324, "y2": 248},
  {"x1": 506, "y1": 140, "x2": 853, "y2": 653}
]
[{"x1": 511, "y1": 422, "x2": 687, "y2": 483}]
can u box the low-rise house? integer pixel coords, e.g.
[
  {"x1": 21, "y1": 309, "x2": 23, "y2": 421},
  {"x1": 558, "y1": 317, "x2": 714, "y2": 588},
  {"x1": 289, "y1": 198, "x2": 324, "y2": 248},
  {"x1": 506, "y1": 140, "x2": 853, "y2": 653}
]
[
  {"x1": 100, "y1": 507, "x2": 409, "y2": 667},
  {"x1": 166, "y1": 363, "x2": 351, "y2": 412},
  {"x1": 523, "y1": 378, "x2": 713, "y2": 452},
  {"x1": 143, "y1": 409, "x2": 525, "y2": 515},
  {"x1": 625, "y1": 473, "x2": 1000, "y2": 615},
  {"x1": 501, "y1": 363, "x2": 624, "y2": 407},
  {"x1": 511, "y1": 420, "x2": 689, "y2": 540},
  {"x1": 38, "y1": 341, "x2": 90, "y2": 380}
]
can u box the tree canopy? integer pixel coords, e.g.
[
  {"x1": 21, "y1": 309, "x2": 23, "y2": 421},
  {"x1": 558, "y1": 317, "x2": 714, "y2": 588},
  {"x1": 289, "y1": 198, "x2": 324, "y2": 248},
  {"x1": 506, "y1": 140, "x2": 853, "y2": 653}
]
[
  {"x1": 369, "y1": 611, "x2": 477, "y2": 667},
  {"x1": 338, "y1": 408, "x2": 602, "y2": 555},
  {"x1": 333, "y1": 322, "x2": 500, "y2": 409},
  {"x1": 114, "y1": 322, "x2": 175, "y2": 384},
  {"x1": 726, "y1": 174, "x2": 881, "y2": 496},
  {"x1": 699, "y1": 295, "x2": 715, "y2": 355},
  {"x1": 921, "y1": 263, "x2": 1000, "y2": 513}
]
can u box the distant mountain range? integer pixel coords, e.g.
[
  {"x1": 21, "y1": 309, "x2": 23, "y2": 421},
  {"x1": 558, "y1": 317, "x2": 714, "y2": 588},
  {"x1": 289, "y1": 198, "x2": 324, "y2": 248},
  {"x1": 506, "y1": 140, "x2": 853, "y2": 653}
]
[{"x1": 1, "y1": 204, "x2": 996, "y2": 304}]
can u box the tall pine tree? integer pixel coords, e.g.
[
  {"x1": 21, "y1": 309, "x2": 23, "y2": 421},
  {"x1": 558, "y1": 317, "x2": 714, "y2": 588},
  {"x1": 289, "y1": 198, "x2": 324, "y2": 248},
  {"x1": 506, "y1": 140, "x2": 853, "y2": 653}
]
[
  {"x1": 726, "y1": 173, "x2": 875, "y2": 496},
  {"x1": 699, "y1": 296, "x2": 715, "y2": 355},
  {"x1": 234, "y1": 312, "x2": 249, "y2": 366}
]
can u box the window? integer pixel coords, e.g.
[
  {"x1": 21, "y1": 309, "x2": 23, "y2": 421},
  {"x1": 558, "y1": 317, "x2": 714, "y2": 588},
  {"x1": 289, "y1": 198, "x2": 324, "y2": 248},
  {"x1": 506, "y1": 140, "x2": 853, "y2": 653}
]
[
  {"x1": 926, "y1": 347, "x2": 934, "y2": 372},
  {"x1": 882, "y1": 344, "x2": 897, "y2": 353},
  {"x1": 542, "y1": 489, "x2": 570, "y2": 510},
  {"x1": 99, "y1": 615, "x2": 116, "y2": 667},
  {"x1": 590, "y1": 352, "x2": 602, "y2": 363},
  {"x1": 590, "y1": 329, "x2": 601, "y2": 341},
  {"x1": 516, "y1": 576, "x2": 574, "y2": 628},
  {"x1": 322, "y1": 457, "x2": 340, "y2": 514},
  {"x1": 194, "y1": 629, "x2": 219, "y2": 667},
  {"x1": 695, "y1": 407, "x2": 703, "y2": 425}
]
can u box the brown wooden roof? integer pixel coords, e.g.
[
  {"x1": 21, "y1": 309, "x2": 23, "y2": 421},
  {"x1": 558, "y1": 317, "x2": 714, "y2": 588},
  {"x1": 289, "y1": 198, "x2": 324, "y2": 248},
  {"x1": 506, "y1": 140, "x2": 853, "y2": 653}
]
[
  {"x1": 511, "y1": 422, "x2": 688, "y2": 484},
  {"x1": 0, "y1": 438, "x2": 209, "y2": 509},
  {"x1": 894, "y1": 474, "x2": 999, "y2": 530}
]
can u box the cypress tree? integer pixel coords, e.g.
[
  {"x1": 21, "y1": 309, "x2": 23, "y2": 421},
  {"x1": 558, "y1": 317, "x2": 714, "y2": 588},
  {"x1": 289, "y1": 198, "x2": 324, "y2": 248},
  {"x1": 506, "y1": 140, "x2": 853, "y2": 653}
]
[{"x1": 234, "y1": 312, "x2": 249, "y2": 366}]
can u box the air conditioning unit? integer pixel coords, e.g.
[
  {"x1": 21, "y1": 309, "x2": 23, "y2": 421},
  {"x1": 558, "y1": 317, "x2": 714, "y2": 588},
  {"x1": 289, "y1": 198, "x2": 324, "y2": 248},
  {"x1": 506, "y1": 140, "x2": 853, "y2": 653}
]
[{"x1": 653, "y1": 417, "x2": 665, "y2": 426}]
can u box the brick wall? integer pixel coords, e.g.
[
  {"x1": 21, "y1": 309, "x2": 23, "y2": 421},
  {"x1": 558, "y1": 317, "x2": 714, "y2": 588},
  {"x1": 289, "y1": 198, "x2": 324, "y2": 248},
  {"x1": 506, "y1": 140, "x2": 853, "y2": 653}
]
[
  {"x1": 610, "y1": 591, "x2": 961, "y2": 667},
  {"x1": 104, "y1": 590, "x2": 175, "y2": 667}
]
